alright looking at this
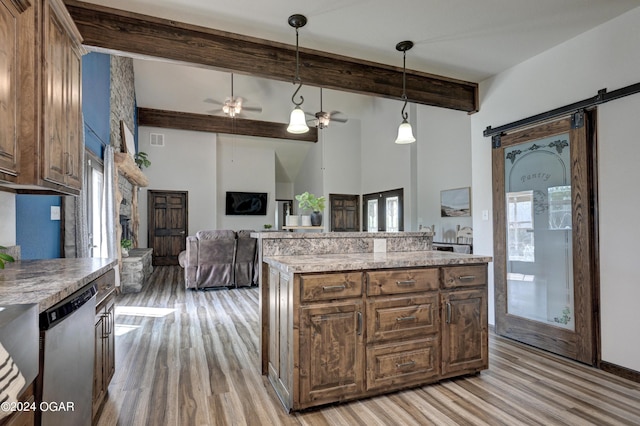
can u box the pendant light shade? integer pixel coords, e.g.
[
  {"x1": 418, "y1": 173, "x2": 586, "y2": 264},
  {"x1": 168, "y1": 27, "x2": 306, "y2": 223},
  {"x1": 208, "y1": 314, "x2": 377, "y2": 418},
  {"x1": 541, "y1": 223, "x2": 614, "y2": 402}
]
[
  {"x1": 394, "y1": 40, "x2": 416, "y2": 144},
  {"x1": 287, "y1": 14, "x2": 309, "y2": 134},
  {"x1": 287, "y1": 106, "x2": 309, "y2": 133},
  {"x1": 395, "y1": 118, "x2": 416, "y2": 144}
]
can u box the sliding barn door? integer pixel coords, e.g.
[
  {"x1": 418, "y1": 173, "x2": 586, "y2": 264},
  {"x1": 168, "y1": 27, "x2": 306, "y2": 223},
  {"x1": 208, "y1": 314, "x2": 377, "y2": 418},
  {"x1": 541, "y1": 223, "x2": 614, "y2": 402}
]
[
  {"x1": 492, "y1": 112, "x2": 598, "y2": 365},
  {"x1": 148, "y1": 190, "x2": 188, "y2": 266}
]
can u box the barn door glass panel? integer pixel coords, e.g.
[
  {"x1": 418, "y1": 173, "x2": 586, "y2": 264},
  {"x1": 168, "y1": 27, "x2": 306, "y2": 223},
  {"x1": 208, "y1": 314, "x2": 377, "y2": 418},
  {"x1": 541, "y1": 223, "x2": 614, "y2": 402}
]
[{"x1": 504, "y1": 134, "x2": 574, "y2": 330}]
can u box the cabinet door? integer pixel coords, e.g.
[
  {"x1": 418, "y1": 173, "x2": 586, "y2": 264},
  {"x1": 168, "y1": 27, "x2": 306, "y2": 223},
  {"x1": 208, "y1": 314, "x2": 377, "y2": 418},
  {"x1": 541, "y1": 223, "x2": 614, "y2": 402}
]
[
  {"x1": 43, "y1": 1, "x2": 68, "y2": 186},
  {"x1": 64, "y1": 43, "x2": 82, "y2": 189},
  {"x1": 441, "y1": 288, "x2": 488, "y2": 376},
  {"x1": 104, "y1": 295, "x2": 116, "y2": 385},
  {"x1": 267, "y1": 268, "x2": 292, "y2": 406},
  {"x1": 299, "y1": 300, "x2": 364, "y2": 406},
  {"x1": 92, "y1": 313, "x2": 105, "y2": 418},
  {"x1": 0, "y1": 0, "x2": 20, "y2": 180}
]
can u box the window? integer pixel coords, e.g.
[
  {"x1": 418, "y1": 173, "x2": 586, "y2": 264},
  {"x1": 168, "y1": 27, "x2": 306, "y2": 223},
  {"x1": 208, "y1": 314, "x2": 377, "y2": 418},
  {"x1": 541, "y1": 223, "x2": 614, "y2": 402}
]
[
  {"x1": 86, "y1": 151, "x2": 108, "y2": 258},
  {"x1": 362, "y1": 188, "x2": 403, "y2": 232},
  {"x1": 506, "y1": 190, "x2": 534, "y2": 262}
]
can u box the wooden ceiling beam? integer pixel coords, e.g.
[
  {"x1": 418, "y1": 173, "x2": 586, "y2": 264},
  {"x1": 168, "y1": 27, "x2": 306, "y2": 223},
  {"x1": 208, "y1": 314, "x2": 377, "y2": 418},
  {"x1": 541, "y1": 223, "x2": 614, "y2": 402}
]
[
  {"x1": 65, "y1": 0, "x2": 478, "y2": 112},
  {"x1": 137, "y1": 108, "x2": 318, "y2": 142}
]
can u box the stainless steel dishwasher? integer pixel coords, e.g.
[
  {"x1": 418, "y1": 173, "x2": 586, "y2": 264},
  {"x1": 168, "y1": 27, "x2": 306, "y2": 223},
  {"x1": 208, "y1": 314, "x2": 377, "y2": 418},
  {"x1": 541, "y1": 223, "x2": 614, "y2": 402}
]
[{"x1": 38, "y1": 283, "x2": 96, "y2": 426}]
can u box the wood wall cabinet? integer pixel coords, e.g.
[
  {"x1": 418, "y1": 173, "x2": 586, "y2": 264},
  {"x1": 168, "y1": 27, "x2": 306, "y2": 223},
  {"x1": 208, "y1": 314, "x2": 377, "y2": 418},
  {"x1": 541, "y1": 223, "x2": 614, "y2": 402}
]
[
  {"x1": 93, "y1": 269, "x2": 116, "y2": 420},
  {"x1": 266, "y1": 263, "x2": 488, "y2": 412},
  {"x1": 0, "y1": 0, "x2": 84, "y2": 195},
  {"x1": 0, "y1": 0, "x2": 30, "y2": 183}
]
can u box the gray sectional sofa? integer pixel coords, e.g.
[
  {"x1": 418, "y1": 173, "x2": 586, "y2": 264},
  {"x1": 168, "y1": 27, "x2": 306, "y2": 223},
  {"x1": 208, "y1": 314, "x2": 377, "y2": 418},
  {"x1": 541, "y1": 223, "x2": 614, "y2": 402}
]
[{"x1": 178, "y1": 230, "x2": 258, "y2": 289}]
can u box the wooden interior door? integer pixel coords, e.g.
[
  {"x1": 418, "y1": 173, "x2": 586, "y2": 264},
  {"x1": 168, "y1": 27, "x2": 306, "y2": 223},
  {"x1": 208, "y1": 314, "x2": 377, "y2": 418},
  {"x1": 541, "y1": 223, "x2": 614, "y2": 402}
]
[
  {"x1": 330, "y1": 194, "x2": 360, "y2": 232},
  {"x1": 492, "y1": 112, "x2": 598, "y2": 365},
  {"x1": 148, "y1": 190, "x2": 188, "y2": 266}
]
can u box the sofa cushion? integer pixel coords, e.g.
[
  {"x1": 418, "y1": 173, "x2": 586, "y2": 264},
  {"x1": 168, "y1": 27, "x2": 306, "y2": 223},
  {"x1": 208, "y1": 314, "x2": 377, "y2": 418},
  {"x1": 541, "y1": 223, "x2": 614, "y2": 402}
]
[{"x1": 196, "y1": 230, "x2": 236, "y2": 240}]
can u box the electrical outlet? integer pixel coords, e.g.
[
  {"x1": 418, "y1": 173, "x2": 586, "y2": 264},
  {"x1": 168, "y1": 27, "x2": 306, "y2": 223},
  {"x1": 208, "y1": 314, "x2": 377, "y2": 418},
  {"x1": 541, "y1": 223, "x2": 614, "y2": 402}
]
[
  {"x1": 51, "y1": 206, "x2": 60, "y2": 221},
  {"x1": 482, "y1": 210, "x2": 489, "y2": 221}
]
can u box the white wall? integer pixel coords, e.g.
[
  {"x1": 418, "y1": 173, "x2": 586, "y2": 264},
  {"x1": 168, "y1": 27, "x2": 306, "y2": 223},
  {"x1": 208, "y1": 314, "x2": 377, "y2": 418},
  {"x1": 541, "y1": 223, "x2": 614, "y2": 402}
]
[
  {"x1": 137, "y1": 126, "x2": 217, "y2": 247},
  {"x1": 416, "y1": 105, "x2": 472, "y2": 241},
  {"x1": 216, "y1": 135, "x2": 276, "y2": 231},
  {"x1": 360, "y1": 97, "x2": 416, "y2": 229},
  {"x1": 0, "y1": 192, "x2": 16, "y2": 245},
  {"x1": 470, "y1": 7, "x2": 640, "y2": 371},
  {"x1": 598, "y1": 94, "x2": 640, "y2": 371}
]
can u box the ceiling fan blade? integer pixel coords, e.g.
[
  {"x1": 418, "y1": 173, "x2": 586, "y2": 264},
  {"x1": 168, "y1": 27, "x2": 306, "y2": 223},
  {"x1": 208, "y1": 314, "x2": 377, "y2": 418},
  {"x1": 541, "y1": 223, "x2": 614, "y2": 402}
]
[
  {"x1": 204, "y1": 98, "x2": 224, "y2": 105},
  {"x1": 305, "y1": 111, "x2": 316, "y2": 118},
  {"x1": 329, "y1": 111, "x2": 349, "y2": 123},
  {"x1": 243, "y1": 106, "x2": 263, "y2": 113},
  {"x1": 206, "y1": 108, "x2": 223, "y2": 114}
]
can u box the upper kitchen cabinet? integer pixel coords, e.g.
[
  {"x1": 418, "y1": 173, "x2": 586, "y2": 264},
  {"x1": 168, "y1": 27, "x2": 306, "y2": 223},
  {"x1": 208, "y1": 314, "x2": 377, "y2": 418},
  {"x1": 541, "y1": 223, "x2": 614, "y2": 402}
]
[
  {"x1": 0, "y1": 0, "x2": 31, "y2": 182},
  {"x1": 0, "y1": 0, "x2": 85, "y2": 195}
]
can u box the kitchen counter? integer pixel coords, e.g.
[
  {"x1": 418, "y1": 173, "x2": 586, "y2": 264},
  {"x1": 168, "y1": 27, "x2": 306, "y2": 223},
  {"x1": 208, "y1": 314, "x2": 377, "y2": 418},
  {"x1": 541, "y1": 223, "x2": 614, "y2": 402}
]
[
  {"x1": 263, "y1": 249, "x2": 492, "y2": 411},
  {"x1": 263, "y1": 250, "x2": 492, "y2": 274},
  {"x1": 0, "y1": 258, "x2": 117, "y2": 313},
  {"x1": 251, "y1": 231, "x2": 433, "y2": 239}
]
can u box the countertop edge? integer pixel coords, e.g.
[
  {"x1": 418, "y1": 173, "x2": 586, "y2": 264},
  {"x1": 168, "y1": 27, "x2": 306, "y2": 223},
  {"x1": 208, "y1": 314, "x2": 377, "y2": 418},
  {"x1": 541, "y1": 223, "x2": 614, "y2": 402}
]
[{"x1": 263, "y1": 251, "x2": 492, "y2": 274}]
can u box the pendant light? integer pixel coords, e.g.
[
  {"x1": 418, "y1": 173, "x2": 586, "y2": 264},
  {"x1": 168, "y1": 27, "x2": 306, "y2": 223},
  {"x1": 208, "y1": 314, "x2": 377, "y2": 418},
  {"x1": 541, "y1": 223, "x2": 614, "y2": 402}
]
[
  {"x1": 394, "y1": 40, "x2": 416, "y2": 144},
  {"x1": 287, "y1": 14, "x2": 309, "y2": 134}
]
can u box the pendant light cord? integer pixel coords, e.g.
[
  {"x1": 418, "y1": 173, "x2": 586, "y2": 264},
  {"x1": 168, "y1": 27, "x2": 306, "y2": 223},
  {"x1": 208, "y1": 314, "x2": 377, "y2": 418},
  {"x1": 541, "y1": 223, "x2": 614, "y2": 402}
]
[{"x1": 291, "y1": 27, "x2": 305, "y2": 106}]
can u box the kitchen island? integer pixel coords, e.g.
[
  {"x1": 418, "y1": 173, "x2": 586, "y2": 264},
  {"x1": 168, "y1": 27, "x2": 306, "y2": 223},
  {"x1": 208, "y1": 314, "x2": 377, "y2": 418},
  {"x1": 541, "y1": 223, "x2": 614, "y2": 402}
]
[{"x1": 262, "y1": 250, "x2": 492, "y2": 412}]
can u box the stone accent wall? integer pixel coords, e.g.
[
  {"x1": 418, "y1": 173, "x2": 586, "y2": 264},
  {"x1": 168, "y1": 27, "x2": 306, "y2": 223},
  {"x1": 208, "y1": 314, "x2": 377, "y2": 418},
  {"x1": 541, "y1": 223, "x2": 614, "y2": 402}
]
[
  {"x1": 109, "y1": 56, "x2": 139, "y2": 248},
  {"x1": 110, "y1": 56, "x2": 136, "y2": 152},
  {"x1": 121, "y1": 248, "x2": 153, "y2": 293}
]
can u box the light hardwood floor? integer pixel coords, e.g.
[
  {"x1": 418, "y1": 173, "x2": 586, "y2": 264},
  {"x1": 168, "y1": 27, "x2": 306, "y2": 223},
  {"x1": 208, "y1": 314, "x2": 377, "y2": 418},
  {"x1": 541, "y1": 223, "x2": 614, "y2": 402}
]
[{"x1": 97, "y1": 266, "x2": 640, "y2": 426}]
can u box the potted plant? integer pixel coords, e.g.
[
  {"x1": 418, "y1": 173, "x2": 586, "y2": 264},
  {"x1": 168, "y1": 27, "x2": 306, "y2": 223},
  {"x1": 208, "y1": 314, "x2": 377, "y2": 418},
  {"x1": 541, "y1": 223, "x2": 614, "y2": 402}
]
[
  {"x1": 0, "y1": 246, "x2": 15, "y2": 269},
  {"x1": 295, "y1": 191, "x2": 326, "y2": 226},
  {"x1": 134, "y1": 152, "x2": 151, "y2": 169},
  {"x1": 121, "y1": 239, "x2": 132, "y2": 257},
  {"x1": 263, "y1": 224, "x2": 273, "y2": 231}
]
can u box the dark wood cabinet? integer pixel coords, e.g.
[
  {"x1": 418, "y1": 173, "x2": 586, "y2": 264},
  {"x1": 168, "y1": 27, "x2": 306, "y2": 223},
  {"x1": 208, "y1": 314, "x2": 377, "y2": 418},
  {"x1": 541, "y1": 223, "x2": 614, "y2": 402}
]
[
  {"x1": 0, "y1": 0, "x2": 84, "y2": 195},
  {"x1": 0, "y1": 0, "x2": 26, "y2": 183},
  {"x1": 265, "y1": 263, "x2": 488, "y2": 412},
  {"x1": 92, "y1": 270, "x2": 116, "y2": 420},
  {"x1": 441, "y1": 288, "x2": 488, "y2": 376},
  {"x1": 299, "y1": 300, "x2": 365, "y2": 406}
]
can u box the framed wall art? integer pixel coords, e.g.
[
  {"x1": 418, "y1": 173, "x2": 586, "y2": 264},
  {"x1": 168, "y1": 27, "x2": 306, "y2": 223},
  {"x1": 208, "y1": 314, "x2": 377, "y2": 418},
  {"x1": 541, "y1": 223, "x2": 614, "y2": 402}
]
[{"x1": 441, "y1": 187, "x2": 471, "y2": 217}]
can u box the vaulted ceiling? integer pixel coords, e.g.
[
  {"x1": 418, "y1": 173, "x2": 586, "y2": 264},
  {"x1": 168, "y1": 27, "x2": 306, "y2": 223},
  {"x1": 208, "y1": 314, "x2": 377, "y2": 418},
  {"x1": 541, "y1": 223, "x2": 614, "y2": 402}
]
[{"x1": 70, "y1": 0, "x2": 640, "y2": 181}]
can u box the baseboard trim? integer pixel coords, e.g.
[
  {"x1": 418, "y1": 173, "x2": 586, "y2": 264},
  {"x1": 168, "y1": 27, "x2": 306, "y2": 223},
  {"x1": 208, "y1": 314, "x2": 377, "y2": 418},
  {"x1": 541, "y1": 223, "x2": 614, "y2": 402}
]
[{"x1": 600, "y1": 361, "x2": 640, "y2": 383}]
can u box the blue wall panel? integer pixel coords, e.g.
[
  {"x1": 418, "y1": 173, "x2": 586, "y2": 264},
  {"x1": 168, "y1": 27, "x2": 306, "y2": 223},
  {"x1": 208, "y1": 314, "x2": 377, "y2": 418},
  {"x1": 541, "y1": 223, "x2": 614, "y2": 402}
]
[
  {"x1": 82, "y1": 52, "x2": 111, "y2": 159},
  {"x1": 16, "y1": 195, "x2": 61, "y2": 259}
]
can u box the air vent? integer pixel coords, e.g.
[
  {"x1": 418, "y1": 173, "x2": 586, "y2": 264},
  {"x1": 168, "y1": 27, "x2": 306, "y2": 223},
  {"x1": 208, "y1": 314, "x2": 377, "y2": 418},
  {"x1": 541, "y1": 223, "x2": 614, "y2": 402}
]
[{"x1": 150, "y1": 133, "x2": 165, "y2": 147}]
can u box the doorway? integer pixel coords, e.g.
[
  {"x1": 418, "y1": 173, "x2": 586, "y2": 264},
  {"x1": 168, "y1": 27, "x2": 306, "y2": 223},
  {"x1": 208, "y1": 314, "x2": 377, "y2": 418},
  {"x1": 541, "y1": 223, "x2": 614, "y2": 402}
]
[
  {"x1": 147, "y1": 190, "x2": 188, "y2": 266},
  {"x1": 329, "y1": 194, "x2": 360, "y2": 232},
  {"x1": 492, "y1": 112, "x2": 598, "y2": 365}
]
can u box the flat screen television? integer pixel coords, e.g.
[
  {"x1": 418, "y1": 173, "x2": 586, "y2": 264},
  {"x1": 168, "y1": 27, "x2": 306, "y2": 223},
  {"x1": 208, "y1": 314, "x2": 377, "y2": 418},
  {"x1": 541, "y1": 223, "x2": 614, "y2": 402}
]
[{"x1": 225, "y1": 191, "x2": 268, "y2": 215}]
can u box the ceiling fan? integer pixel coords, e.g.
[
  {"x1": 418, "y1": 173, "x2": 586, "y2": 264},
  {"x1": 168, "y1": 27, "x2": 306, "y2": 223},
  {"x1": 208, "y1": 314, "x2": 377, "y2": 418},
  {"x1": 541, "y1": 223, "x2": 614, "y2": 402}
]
[
  {"x1": 204, "y1": 73, "x2": 262, "y2": 118},
  {"x1": 307, "y1": 88, "x2": 348, "y2": 129}
]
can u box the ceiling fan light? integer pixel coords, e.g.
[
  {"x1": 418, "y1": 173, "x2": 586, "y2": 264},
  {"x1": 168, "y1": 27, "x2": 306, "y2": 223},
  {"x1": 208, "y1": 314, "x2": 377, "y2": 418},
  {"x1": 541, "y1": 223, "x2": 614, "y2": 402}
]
[
  {"x1": 287, "y1": 106, "x2": 309, "y2": 133},
  {"x1": 395, "y1": 119, "x2": 416, "y2": 144},
  {"x1": 318, "y1": 114, "x2": 330, "y2": 129}
]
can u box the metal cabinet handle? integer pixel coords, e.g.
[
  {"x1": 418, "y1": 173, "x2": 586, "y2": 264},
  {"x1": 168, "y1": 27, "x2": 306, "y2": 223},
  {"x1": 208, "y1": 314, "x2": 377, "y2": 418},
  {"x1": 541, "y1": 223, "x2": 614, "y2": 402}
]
[
  {"x1": 357, "y1": 312, "x2": 363, "y2": 336},
  {"x1": 323, "y1": 285, "x2": 346, "y2": 292},
  {"x1": 446, "y1": 302, "x2": 452, "y2": 324},
  {"x1": 396, "y1": 361, "x2": 416, "y2": 369},
  {"x1": 396, "y1": 316, "x2": 416, "y2": 322},
  {"x1": 396, "y1": 280, "x2": 416, "y2": 286},
  {"x1": 458, "y1": 275, "x2": 476, "y2": 281}
]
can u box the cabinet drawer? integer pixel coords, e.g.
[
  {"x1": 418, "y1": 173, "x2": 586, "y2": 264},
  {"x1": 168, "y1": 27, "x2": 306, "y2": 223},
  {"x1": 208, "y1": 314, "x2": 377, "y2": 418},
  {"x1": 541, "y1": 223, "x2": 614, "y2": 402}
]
[
  {"x1": 300, "y1": 272, "x2": 363, "y2": 302},
  {"x1": 366, "y1": 337, "x2": 440, "y2": 391},
  {"x1": 367, "y1": 294, "x2": 439, "y2": 342},
  {"x1": 441, "y1": 265, "x2": 487, "y2": 289},
  {"x1": 367, "y1": 268, "x2": 439, "y2": 296}
]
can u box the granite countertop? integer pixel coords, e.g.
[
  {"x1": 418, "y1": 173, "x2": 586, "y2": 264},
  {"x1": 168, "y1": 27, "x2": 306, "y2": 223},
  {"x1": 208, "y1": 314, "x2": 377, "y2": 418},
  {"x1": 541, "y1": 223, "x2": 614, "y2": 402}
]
[
  {"x1": 263, "y1": 250, "x2": 492, "y2": 273},
  {"x1": 251, "y1": 231, "x2": 434, "y2": 239},
  {"x1": 0, "y1": 258, "x2": 117, "y2": 313}
]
